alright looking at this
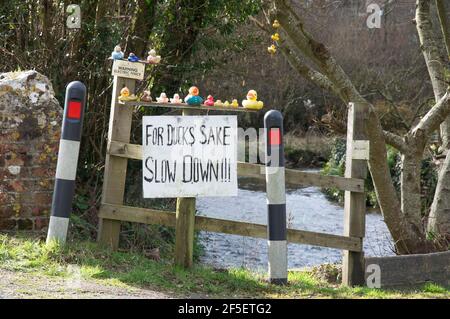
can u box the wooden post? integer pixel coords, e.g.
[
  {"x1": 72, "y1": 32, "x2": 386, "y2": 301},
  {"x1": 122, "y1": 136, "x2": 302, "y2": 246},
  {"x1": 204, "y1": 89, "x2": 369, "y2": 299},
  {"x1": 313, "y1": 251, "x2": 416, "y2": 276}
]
[
  {"x1": 174, "y1": 108, "x2": 200, "y2": 268},
  {"x1": 342, "y1": 102, "x2": 368, "y2": 286},
  {"x1": 98, "y1": 76, "x2": 135, "y2": 250},
  {"x1": 175, "y1": 196, "x2": 196, "y2": 267}
]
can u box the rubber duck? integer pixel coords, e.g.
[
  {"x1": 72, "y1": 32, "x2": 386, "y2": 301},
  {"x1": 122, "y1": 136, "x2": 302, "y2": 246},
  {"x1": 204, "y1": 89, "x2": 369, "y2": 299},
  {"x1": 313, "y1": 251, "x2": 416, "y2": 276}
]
[
  {"x1": 147, "y1": 49, "x2": 161, "y2": 64},
  {"x1": 156, "y1": 92, "x2": 169, "y2": 103},
  {"x1": 185, "y1": 86, "x2": 203, "y2": 106},
  {"x1": 204, "y1": 95, "x2": 215, "y2": 107},
  {"x1": 140, "y1": 90, "x2": 152, "y2": 102},
  {"x1": 170, "y1": 93, "x2": 183, "y2": 104},
  {"x1": 111, "y1": 45, "x2": 124, "y2": 60},
  {"x1": 242, "y1": 90, "x2": 263, "y2": 110},
  {"x1": 273, "y1": 20, "x2": 280, "y2": 28},
  {"x1": 127, "y1": 52, "x2": 140, "y2": 62},
  {"x1": 271, "y1": 33, "x2": 280, "y2": 42},
  {"x1": 118, "y1": 87, "x2": 138, "y2": 101},
  {"x1": 231, "y1": 99, "x2": 239, "y2": 108},
  {"x1": 268, "y1": 44, "x2": 277, "y2": 55},
  {"x1": 223, "y1": 100, "x2": 230, "y2": 108},
  {"x1": 214, "y1": 99, "x2": 223, "y2": 107}
]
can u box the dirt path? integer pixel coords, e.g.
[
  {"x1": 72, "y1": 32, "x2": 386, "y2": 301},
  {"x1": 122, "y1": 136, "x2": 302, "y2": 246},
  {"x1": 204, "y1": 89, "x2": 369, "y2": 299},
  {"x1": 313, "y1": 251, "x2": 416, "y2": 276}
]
[{"x1": 0, "y1": 269, "x2": 173, "y2": 299}]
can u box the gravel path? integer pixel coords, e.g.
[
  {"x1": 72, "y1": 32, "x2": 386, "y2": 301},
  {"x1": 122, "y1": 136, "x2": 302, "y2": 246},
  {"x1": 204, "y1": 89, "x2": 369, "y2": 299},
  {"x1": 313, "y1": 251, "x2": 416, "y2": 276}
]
[{"x1": 0, "y1": 269, "x2": 173, "y2": 299}]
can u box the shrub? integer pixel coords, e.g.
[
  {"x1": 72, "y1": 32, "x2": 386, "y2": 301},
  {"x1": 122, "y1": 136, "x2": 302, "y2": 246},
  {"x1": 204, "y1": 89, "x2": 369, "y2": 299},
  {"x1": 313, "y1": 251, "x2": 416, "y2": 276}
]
[{"x1": 321, "y1": 138, "x2": 437, "y2": 213}]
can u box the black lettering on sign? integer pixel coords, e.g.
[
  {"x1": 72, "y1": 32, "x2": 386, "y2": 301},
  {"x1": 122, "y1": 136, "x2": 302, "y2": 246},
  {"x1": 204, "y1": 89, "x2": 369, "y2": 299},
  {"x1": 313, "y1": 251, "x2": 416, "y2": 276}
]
[
  {"x1": 145, "y1": 125, "x2": 153, "y2": 146},
  {"x1": 200, "y1": 125, "x2": 207, "y2": 144},
  {"x1": 167, "y1": 124, "x2": 174, "y2": 146},
  {"x1": 196, "y1": 125, "x2": 232, "y2": 145},
  {"x1": 144, "y1": 156, "x2": 154, "y2": 182},
  {"x1": 144, "y1": 157, "x2": 176, "y2": 183},
  {"x1": 181, "y1": 157, "x2": 232, "y2": 184},
  {"x1": 189, "y1": 126, "x2": 195, "y2": 145},
  {"x1": 182, "y1": 155, "x2": 192, "y2": 183},
  {"x1": 146, "y1": 125, "x2": 164, "y2": 146},
  {"x1": 223, "y1": 126, "x2": 231, "y2": 145}
]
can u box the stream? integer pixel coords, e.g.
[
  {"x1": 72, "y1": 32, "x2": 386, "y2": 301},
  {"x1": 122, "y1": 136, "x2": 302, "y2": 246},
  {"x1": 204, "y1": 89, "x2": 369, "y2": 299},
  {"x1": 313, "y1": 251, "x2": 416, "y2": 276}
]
[{"x1": 197, "y1": 176, "x2": 395, "y2": 271}]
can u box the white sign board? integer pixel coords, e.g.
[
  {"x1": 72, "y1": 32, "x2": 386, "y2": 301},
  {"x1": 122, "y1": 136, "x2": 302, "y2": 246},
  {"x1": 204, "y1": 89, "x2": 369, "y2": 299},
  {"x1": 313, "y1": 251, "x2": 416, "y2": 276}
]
[
  {"x1": 112, "y1": 59, "x2": 145, "y2": 80},
  {"x1": 352, "y1": 140, "x2": 370, "y2": 160},
  {"x1": 142, "y1": 116, "x2": 238, "y2": 198}
]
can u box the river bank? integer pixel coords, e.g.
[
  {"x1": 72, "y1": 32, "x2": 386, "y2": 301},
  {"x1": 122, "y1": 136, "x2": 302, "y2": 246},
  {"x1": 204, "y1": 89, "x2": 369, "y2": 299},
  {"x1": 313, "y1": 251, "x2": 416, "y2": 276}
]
[
  {"x1": 284, "y1": 133, "x2": 332, "y2": 169},
  {"x1": 1, "y1": 234, "x2": 447, "y2": 299}
]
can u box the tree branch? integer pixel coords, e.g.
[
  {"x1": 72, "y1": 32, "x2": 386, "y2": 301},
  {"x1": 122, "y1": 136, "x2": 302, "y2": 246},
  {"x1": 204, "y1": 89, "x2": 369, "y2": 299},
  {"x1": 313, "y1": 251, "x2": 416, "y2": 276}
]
[
  {"x1": 277, "y1": 44, "x2": 339, "y2": 94},
  {"x1": 250, "y1": 13, "x2": 339, "y2": 95},
  {"x1": 416, "y1": 0, "x2": 447, "y2": 100},
  {"x1": 376, "y1": 88, "x2": 411, "y2": 131},
  {"x1": 416, "y1": 0, "x2": 450, "y2": 148},
  {"x1": 274, "y1": 0, "x2": 365, "y2": 104},
  {"x1": 435, "y1": 0, "x2": 450, "y2": 60},
  {"x1": 384, "y1": 130, "x2": 407, "y2": 153},
  {"x1": 248, "y1": 16, "x2": 271, "y2": 33},
  {"x1": 413, "y1": 90, "x2": 450, "y2": 140}
]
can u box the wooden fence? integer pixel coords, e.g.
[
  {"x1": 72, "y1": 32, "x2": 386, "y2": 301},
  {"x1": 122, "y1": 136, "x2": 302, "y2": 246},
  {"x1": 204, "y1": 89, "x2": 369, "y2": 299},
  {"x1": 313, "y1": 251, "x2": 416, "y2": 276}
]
[{"x1": 98, "y1": 74, "x2": 369, "y2": 286}]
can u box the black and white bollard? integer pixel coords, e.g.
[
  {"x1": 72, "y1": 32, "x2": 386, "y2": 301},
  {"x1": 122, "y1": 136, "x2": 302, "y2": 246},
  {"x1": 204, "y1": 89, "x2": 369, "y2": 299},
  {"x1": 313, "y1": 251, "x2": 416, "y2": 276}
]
[
  {"x1": 264, "y1": 110, "x2": 287, "y2": 285},
  {"x1": 46, "y1": 81, "x2": 86, "y2": 244}
]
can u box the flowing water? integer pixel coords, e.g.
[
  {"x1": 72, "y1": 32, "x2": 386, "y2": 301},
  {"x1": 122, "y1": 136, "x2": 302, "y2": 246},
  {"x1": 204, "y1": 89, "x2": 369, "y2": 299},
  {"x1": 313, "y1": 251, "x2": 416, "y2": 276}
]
[{"x1": 197, "y1": 177, "x2": 395, "y2": 271}]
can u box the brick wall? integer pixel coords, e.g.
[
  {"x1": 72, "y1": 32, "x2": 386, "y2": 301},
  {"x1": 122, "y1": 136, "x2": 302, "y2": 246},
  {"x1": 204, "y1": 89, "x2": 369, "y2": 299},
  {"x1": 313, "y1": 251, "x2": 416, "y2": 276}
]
[{"x1": 0, "y1": 71, "x2": 62, "y2": 231}]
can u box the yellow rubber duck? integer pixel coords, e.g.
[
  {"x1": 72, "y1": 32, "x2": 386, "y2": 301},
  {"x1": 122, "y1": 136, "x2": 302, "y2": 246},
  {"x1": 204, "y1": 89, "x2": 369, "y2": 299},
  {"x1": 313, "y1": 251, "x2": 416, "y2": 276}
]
[
  {"x1": 271, "y1": 33, "x2": 280, "y2": 42},
  {"x1": 268, "y1": 44, "x2": 277, "y2": 55},
  {"x1": 223, "y1": 100, "x2": 230, "y2": 108},
  {"x1": 214, "y1": 99, "x2": 223, "y2": 107},
  {"x1": 231, "y1": 99, "x2": 239, "y2": 108},
  {"x1": 273, "y1": 20, "x2": 280, "y2": 28},
  {"x1": 118, "y1": 87, "x2": 138, "y2": 101},
  {"x1": 242, "y1": 90, "x2": 264, "y2": 110}
]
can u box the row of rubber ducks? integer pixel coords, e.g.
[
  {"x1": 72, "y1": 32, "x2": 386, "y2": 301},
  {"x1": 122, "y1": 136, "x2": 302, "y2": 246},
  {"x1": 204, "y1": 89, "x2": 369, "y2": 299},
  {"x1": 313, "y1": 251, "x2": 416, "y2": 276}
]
[
  {"x1": 111, "y1": 45, "x2": 161, "y2": 64},
  {"x1": 118, "y1": 86, "x2": 264, "y2": 110}
]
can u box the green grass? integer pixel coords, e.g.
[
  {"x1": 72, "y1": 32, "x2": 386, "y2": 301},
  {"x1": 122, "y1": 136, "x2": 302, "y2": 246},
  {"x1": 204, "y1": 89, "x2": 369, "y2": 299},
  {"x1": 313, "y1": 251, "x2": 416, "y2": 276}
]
[{"x1": 0, "y1": 233, "x2": 449, "y2": 299}]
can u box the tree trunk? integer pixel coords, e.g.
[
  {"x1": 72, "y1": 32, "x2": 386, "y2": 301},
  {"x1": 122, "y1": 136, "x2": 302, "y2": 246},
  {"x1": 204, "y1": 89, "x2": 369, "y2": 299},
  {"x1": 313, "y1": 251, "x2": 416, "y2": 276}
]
[
  {"x1": 428, "y1": 153, "x2": 450, "y2": 241},
  {"x1": 365, "y1": 109, "x2": 431, "y2": 253},
  {"x1": 128, "y1": 0, "x2": 157, "y2": 58},
  {"x1": 433, "y1": 0, "x2": 450, "y2": 149},
  {"x1": 153, "y1": 0, "x2": 206, "y2": 93},
  {"x1": 417, "y1": 0, "x2": 450, "y2": 240},
  {"x1": 399, "y1": 146, "x2": 433, "y2": 251}
]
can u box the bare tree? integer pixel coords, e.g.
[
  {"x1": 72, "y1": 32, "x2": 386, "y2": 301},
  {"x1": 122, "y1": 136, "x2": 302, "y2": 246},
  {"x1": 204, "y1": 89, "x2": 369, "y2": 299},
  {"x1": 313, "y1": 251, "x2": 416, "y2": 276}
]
[{"x1": 253, "y1": 0, "x2": 450, "y2": 253}]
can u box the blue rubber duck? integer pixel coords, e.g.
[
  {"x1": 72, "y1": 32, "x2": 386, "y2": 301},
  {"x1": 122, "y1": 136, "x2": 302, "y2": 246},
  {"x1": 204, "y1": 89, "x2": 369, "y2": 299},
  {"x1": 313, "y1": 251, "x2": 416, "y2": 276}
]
[
  {"x1": 127, "y1": 53, "x2": 140, "y2": 62},
  {"x1": 111, "y1": 45, "x2": 124, "y2": 60},
  {"x1": 185, "y1": 86, "x2": 203, "y2": 106}
]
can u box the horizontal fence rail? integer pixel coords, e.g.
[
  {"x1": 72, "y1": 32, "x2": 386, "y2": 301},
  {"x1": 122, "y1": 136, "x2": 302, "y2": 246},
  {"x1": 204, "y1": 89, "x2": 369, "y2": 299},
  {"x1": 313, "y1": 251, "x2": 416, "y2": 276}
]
[
  {"x1": 99, "y1": 203, "x2": 362, "y2": 252},
  {"x1": 107, "y1": 140, "x2": 365, "y2": 193}
]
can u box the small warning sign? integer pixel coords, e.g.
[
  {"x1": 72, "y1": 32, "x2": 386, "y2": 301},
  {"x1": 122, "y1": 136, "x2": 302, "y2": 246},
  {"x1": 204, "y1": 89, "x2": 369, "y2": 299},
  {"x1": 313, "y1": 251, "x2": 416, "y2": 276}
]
[{"x1": 112, "y1": 59, "x2": 145, "y2": 80}]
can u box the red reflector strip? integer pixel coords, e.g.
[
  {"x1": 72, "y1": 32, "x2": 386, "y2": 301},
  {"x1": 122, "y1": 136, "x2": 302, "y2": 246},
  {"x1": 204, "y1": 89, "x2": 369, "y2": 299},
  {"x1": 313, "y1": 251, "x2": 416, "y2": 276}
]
[
  {"x1": 67, "y1": 101, "x2": 81, "y2": 119},
  {"x1": 269, "y1": 128, "x2": 281, "y2": 145}
]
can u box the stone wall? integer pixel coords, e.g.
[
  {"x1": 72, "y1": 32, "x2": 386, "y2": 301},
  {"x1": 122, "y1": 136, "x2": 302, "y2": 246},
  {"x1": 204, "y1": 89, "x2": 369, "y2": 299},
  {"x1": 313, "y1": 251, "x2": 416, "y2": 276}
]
[
  {"x1": 365, "y1": 251, "x2": 450, "y2": 288},
  {"x1": 0, "y1": 71, "x2": 62, "y2": 231}
]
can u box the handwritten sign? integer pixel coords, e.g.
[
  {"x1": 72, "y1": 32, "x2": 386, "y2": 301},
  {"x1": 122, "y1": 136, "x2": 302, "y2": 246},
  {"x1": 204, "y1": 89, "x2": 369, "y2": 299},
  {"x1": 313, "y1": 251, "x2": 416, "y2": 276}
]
[
  {"x1": 112, "y1": 59, "x2": 145, "y2": 80},
  {"x1": 142, "y1": 116, "x2": 238, "y2": 198}
]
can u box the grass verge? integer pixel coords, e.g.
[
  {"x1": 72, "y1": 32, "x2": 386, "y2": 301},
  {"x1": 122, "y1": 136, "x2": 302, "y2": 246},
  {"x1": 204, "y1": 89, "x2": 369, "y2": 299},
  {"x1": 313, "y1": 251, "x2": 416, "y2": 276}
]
[{"x1": 0, "y1": 233, "x2": 448, "y2": 299}]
